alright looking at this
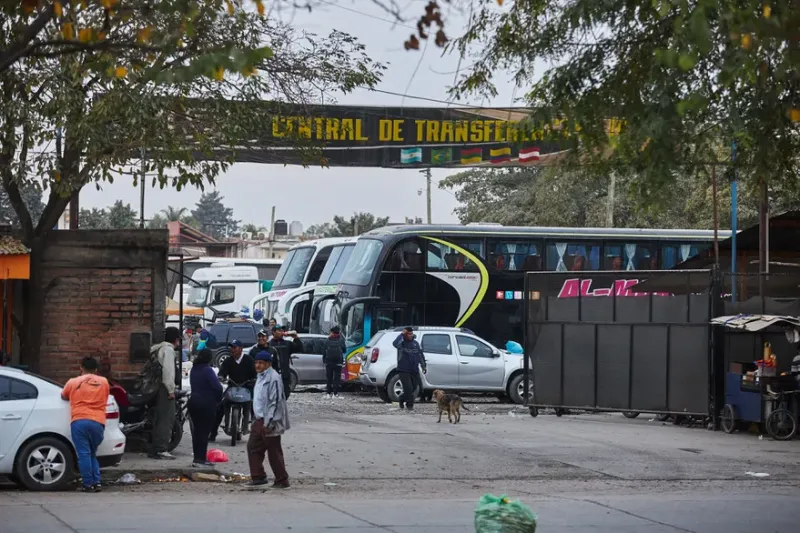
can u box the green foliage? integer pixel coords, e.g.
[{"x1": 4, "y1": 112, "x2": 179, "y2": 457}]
[
  {"x1": 0, "y1": 3, "x2": 382, "y2": 244},
  {"x1": 440, "y1": 167, "x2": 800, "y2": 230},
  {"x1": 453, "y1": 0, "x2": 800, "y2": 201},
  {"x1": 191, "y1": 190, "x2": 239, "y2": 239},
  {"x1": 0, "y1": 181, "x2": 44, "y2": 226},
  {"x1": 78, "y1": 200, "x2": 138, "y2": 229},
  {"x1": 304, "y1": 212, "x2": 390, "y2": 237}
]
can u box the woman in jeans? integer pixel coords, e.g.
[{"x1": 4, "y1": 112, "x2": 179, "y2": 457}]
[{"x1": 188, "y1": 349, "x2": 222, "y2": 467}]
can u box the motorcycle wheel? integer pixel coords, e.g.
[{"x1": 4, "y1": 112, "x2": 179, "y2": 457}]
[
  {"x1": 168, "y1": 417, "x2": 184, "y2": 452},
  {"x1": 230, "y1": 406, "x2": 239, "y2": 447}
]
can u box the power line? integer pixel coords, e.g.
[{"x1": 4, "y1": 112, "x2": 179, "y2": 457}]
[{"x1": 316, "y1": 0, "x2": 417, "y2": 30}]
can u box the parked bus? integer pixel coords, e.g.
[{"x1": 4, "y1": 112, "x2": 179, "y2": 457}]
[
  {"x1": 250, "y1": 237, "x2": 357, "y2": 331},
  {"x1": 307, "y1": 237, "x2": 358, "y2": 334},
  {"x1": 329, "y1": 224, "x2": 732, "y2": 382},
  {"x1": 168, "y1": 257, "x2": 283, "y2": 303}
]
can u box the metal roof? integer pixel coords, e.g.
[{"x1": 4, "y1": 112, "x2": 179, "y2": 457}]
[{"x1": 0, "y1": 235, "x2": 28, "y2": 255}]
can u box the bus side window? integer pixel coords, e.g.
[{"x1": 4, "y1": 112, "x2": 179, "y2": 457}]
[
  {"x1": 385, "y1": 239, "x2": 423, "y2": 272},
  {"x1": 489, "y1": 240, "x2": 541, "y2": 271},
  {"x1": 425, "y1": 241, "x2": 480, "y2": 272}
]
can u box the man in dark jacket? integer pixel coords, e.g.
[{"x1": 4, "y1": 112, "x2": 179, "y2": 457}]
[
  {"x1": 268, "y1": 326, "x2": 303, "y2": 399},
  {"x1": 249, "y1": 330, "x2": 270, "y2": 358},
  {"x1": 212, "y1": 340, "x2": 257, "y2": 441},
  {"x1": 323, "y1": 326, "x2": 346, "y2": 398},
  {"x1": 392, "y1": 327, "x2": 427, "y2": 411}
]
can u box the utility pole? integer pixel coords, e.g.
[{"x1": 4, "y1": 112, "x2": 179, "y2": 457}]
[
  {"x1": 731, "y1": 140, "x2": 738, "y2": 303},
  {"x1": 420, "y1": 168, "x2": 432, "y2": 224},
  {"x1": 139, "y1": 148, "x2": 146, "y2": 229},
  {"x1": 606, "y1": 172, "x2": 616, "y2": 228},
  {"x1": 268, "y1": 206, "x2": 276, "y2": 258}
]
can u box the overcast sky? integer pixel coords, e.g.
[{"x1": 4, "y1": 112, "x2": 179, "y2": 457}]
[{"x1": 80, "y1": 3, "x2": 521, "y2": 230}]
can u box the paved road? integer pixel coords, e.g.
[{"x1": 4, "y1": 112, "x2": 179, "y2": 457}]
[
  {"x1": 4, "y1": 395, "x2": 800, "y2": 532},
  {"x1": 3, "y1": 482, "x2": 800, "y2": 532}
]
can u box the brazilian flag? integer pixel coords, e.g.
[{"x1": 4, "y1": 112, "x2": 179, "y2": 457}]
[{"x1": 431, "y1": 147, "x2": 453, "y2": 165}]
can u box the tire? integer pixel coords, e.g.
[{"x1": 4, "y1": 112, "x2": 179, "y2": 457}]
[
  {"x1": 14, "y1": 437, "x2": 75, "y2": 491},
  {"x1": 507, "y1": 374, "x2": 532, "y2": 405},
  {"x1": 168, "y1": 417, "x2": 184, "y2": 452},
  {"x1": 385, "y1": 373, "x2": 420, "y2": 403},
  {"x1": 230, "y1": 406, "x2": 240, "y2": 447},
  {"x1": 377, "y1": 386, "x2": 391, "y2": 403},
  {"x1": 622, "y1": 412, "x2": 640, "y2": 419},
  {"x1": 555, "y1": 408, "x2": 564, "y2": 417},
  {"x1": 766, "y1": 408, "x2": 797, "y2": 441},
  {"x1": 529, "y1": 406, "x2": 539, "y2": 418},
  {"x1": 289, "y1": 370, "x2": 298, "y2": 393},
  {"x1": 213, "y1": 349, "x2": 231, "y2": 368},
  {"x1": 721, "y1": 404, "x2": 736, "y2": 434}
]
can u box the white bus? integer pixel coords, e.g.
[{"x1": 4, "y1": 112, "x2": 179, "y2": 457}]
[{"x1": 249, "y1": 237, "x2": 358, "y2": 331}]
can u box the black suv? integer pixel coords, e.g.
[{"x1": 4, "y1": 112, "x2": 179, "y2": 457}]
[{"x1": 206, "y1": 320, "x2": 261, "y2": 367}]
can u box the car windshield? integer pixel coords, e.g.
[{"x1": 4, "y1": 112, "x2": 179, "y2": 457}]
[
  {"x1": 272, "y1": 247, "x2": 315, "y2": 289},
  {"x1": 317, "y1": 244, "x2": 355, "y2": 285},
  {"x1": 187, "y1": 283, "x2": 208, "y2": 307},
  {"x1": 339, "y1": 239, "x2": 384, "y2": 286}
]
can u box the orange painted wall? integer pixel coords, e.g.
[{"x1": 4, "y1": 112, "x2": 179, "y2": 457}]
[{"x1": 0, "y1": 254, "x2": 30, "y2": 280}]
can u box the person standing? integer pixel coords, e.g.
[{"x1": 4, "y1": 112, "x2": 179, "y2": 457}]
[
  {"x1": 148, "y1": 327, "x2": 181, "y2": 460},
  {"x1": 246, "y1": 349, "x2": 290, "y2": 489},
  {"x1": 392, "y1": 327, "x2": 427, "y2": 411},
  {"x1": 212, "y1": 340, "x2": 257, "y2": 441},
  {"x1": 248, "y1": 330, "x2": 271, "y2": 358},
  {"x1": 268, "y1": 326, "x2": 303, "y2": 399},
  {"x1": 188, "y1": 348, "x2": 222, "y2": 467},
  {"x1": 323, "y1": 326, "x2": 346, "y2": 398},
  {"x1": 61, "y1": 357, "x2": 110, "y2": 492}
]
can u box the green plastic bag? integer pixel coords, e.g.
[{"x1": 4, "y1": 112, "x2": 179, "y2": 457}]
[{"x1": 474, "y1": 494, "x2": 537, "y2": 533}]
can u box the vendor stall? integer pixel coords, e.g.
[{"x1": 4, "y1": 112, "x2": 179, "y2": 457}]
[{"x1": 711, "y1": 315, "x2": 800, "y2": 440}]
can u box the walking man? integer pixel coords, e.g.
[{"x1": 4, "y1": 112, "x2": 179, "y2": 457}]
[
  {"x1": 246, "y1": 349, "x2": 290, "y2": 489},
  {"x1": 392, "y1": 327, "x2": 427, "y2": 411},
  {"x1": 148, "y1": 327, "x2": 181, "y2": 460},
  {"x1": 61, "y1": 357, "x2": 110, "y2": 492},
  {"x1": 323, "y1": 326, "x2": 346, "y2": 398}
]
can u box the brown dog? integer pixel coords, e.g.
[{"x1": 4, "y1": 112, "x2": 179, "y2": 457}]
[{"x1": 432, "y1": 389, "x2": 469, "y2": 424}]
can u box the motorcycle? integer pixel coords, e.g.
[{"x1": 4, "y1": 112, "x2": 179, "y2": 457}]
[
  {"x1": 221, "y1": 379, "x2": 253, "y2": 447},
  {"x1": 110, "y1": 381, "x2": 190, "y2": 452}
]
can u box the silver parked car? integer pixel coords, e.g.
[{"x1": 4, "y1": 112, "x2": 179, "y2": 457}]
[
  {"x1": 359, "y1": 327, "x2": 530, "y2": 404},
  {"x1": 287, "y1": 334, "x2": 330, "y2": 391}
]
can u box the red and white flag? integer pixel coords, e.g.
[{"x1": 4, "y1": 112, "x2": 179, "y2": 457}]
[{"x1": 519, "y1": 146, "x2": 540, "y2": 162}]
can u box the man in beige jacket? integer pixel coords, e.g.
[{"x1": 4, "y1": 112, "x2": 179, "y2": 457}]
[{"x1": 148, "y1": 327, "x2": 180, "y2": 460}]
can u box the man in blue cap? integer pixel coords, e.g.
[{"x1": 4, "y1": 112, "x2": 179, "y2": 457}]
[
  {"x1": 246, "y1": 348, "x2": 290, "y2": 488},
  {"x1": 211, "y1": 339, "x2": 256, "y2": 442}
]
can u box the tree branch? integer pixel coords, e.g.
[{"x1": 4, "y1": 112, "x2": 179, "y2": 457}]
[{"x1": 0, "y1": 4, "x2": 55, "y2": 74}]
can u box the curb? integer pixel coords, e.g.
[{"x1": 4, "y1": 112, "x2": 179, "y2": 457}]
[{"x1": 102, "y1": 467, "x2": 241, "y2": 484}]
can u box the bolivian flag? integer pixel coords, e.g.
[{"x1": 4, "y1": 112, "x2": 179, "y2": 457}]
[
  {"x1": 461, "y1": 147, "x2": 482, "y2": 165},
  {"x1": 490, "y1": 146, "x2": 511, "y2": 164}
]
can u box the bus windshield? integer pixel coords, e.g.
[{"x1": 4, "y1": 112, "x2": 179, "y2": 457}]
[
  {"x1": 339, "y1": 239, "x2": 383, "y2": 286},
  {"x1": 272, "y1": 247, "x2": 315, "y2": 289},
  {"x1": 186, "y1": 283, "x2": 208, "y2": 307},
  {"x1": 318, "y1": 244, "x2": 355, "y2": 285}
]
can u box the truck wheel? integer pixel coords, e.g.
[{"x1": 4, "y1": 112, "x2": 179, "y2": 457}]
[
  {"x1": 377, "y1": 386, "x2": 391, "y2": 403},
  {"x1": 386, "y1": 374, "x2": 419, "y2": 403}
]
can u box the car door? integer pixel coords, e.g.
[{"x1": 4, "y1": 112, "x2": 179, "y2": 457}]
[
  {"x1": 292, "y1": 336, "x2": 326, "y2": 384},
  {"x1": 455, "y1": 335, "x2": 505, "y2": 390},
  {"x1": 419, "y1": 333, "x2": 459, "y2": 388},
  {"x1": 0, "y1": 376, "x2": 38, "y2": 461}
]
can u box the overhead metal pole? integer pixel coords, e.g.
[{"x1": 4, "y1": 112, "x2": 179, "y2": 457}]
[
  {"x1": 139, "y1": 148, "x2": 146, "y2": 229},
  {"x1": 730, "y1": 141, "x2": 738, "y2": 303}
]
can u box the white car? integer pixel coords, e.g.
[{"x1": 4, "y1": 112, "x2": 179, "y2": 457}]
[
  {"x1": 359, "y1": 327, "x2": 531, "y2": 404},
  {"x1": 0, "y1": 367, "x2": 126, "y2": 491}
]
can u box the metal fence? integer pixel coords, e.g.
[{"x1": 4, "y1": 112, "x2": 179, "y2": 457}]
[{"x1": 523, "y1": 270, "x2": 713, "y2": 416}]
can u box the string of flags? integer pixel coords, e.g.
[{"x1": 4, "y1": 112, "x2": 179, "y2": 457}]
[{"x1": 399, "y1": 145, "x2": 540, "y2": 166}]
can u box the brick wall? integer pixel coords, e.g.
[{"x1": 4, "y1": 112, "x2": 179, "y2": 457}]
[{"x1": 36, "y1": 230, "x2": 167, "y2": 383}]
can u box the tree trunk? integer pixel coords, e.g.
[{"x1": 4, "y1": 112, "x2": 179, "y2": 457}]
[{"x1": 20, "y1": 239, "x2": 45, "y2": 373}]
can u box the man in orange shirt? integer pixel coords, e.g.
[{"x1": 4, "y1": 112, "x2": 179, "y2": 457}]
[{"x1": 61, "y1": 357, "x2": 110, "y2": 492}]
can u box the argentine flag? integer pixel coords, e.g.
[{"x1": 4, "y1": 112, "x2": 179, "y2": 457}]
[{"x1": 400, "y1": 147, "x2": 422, "y2": 164}]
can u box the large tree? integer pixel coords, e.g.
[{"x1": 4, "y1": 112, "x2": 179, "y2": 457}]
[
  {"x1": 450, "y1": 1, "x2": 800, "y2": 207},
  {"x1": 439, "y1": 166, "x2": 800, "y2": 230},
  {"x1": 1, "y1": 4, "x2": 381, "y2": 371},
  {"x1": 191, "y1": 190, "x2": 238, "y2": 239},
  {"x1": 0, "y1": 181, "x2": 44, "y2": 226},
  {"x1": 305, "y1": 212, "x2": 390, "y2": 237}
]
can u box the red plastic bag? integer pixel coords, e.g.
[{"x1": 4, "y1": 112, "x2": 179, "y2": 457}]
[{"x1": 206, "y1": 449, "x2": 229, "y2": 463}]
